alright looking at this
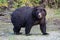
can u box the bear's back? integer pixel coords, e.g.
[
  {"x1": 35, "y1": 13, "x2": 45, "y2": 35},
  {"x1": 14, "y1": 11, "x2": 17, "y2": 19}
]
[{"x1": 12, "y1": 6, "x2": 33, "y2": 18}]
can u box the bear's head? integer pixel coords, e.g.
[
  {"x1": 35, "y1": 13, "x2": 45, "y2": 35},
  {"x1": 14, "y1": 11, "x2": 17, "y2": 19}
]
[{"x1": 32, "y1": 6, "x2": 47, "y2": 19}]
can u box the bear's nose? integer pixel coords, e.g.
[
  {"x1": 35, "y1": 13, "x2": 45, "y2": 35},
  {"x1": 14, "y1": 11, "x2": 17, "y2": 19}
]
[{"x1": 38, "y1": 13, "x2": 42, "y2": 18}]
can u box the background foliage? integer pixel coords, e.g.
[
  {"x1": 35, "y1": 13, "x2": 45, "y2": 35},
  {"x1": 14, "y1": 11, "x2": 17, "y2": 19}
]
[{"x1": 0, "y1": 0, "x2": 60, "y2": 11}]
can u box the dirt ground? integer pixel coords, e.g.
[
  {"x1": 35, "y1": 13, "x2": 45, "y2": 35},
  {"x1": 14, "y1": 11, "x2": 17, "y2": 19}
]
[{"x1": 0, "y1": 8, "x2": 60, "y2": 40}]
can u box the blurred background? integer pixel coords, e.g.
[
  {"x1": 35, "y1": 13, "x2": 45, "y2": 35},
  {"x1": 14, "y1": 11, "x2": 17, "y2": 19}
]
[{"x1": 0, "y1": 0, "x2": 60, "y2": 11}]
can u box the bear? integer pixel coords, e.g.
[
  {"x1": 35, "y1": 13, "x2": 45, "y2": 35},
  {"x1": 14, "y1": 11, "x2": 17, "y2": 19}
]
[{"x1": 11, "y1": 6, "x2": 48, "y2": 36}]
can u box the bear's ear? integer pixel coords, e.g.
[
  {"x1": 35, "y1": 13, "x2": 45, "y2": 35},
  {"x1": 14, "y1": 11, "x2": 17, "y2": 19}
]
[{"x1": 42, "y1": 9, "x2": 47, "y2": 16}]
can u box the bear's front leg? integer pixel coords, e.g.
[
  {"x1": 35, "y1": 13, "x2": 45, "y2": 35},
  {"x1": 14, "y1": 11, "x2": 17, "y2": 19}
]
[{"x1": 40, "y1": 17, "x2": 49, "y2": 35}]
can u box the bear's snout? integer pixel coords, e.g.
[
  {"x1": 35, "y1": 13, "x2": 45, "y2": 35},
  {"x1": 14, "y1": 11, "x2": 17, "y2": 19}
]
[{"x1": 38, "y1": 13, "x2": 42, "y2": 18}]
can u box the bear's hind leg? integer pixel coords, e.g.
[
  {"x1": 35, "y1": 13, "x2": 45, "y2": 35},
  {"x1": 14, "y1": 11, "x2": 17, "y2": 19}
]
[{"x1": 13, "y1": 24, "x2": 22, "y2": 35}]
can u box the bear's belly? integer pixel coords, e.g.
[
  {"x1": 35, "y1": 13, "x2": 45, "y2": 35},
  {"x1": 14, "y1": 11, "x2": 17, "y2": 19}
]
[
  {"x1": 21, "y1": 23, "x2": 26, "y2": 27},
  {"x1": 21, "y1": 20, "x2": 40, "y2": 27}
]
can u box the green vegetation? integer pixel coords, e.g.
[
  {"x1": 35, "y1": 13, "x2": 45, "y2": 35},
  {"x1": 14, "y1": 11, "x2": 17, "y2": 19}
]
[
  {"x1": 0, "y1": 0, "x2": 8, "y2": 7},
  {"x1": 0, "y1": 0, "x2": 60, "y2": 11}
]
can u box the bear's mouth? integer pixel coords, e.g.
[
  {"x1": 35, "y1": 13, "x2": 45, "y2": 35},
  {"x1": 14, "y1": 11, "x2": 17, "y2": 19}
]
[{"x1": 38, "y1": 13, "x2": 42, "y2": 19}]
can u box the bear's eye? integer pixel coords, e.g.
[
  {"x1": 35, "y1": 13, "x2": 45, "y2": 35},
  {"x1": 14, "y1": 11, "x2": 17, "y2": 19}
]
[
  {"x1": 40, "y1": 8, "x2": 45, "y2": 11},
  {"x1": 41, "y1": 9, "x2": 43, "y2": 11}
]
